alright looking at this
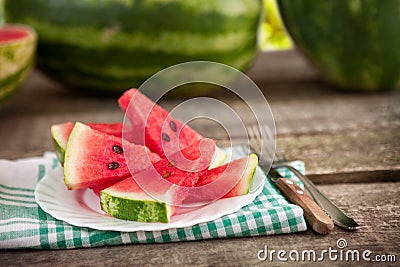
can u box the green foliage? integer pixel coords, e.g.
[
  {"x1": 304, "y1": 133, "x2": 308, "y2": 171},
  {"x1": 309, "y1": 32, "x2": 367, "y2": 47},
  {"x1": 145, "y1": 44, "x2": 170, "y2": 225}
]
[{"x1": 260, "y1": 0, "x2": 292, "y2": 51}]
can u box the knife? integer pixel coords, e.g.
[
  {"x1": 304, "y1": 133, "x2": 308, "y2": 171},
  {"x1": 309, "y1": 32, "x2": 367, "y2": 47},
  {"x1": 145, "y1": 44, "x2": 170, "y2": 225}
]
[
  {"x1": 274, "y1": 163, "x2": 360, "y2": 231},
  {"x1": 268, "y1": 166, "x2": 335, "y2": 234}
]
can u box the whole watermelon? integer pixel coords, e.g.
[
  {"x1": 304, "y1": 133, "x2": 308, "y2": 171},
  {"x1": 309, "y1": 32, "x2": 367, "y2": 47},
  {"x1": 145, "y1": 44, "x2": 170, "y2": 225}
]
[
  {"x1": 4, "y1": 0, "x2": 262, "y2": 94},
  {"x1": 278, "y1": 0, "x2": 400, "y2": 91}
]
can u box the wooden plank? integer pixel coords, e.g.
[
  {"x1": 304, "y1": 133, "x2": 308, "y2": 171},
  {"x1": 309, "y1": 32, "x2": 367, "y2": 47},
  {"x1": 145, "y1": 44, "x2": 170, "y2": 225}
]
[
  {"x1": 277, "y1": 128, "x2": 400, "y2": 183},
  {"x1": 1, "y1": 182, "x2": 398, "y2": 266}
]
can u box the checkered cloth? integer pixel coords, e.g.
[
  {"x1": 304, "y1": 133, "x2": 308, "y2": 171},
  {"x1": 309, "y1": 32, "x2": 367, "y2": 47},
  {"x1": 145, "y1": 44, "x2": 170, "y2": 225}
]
[{"x1": 0, "y1": 149, "x2": 307, "y2": 249}]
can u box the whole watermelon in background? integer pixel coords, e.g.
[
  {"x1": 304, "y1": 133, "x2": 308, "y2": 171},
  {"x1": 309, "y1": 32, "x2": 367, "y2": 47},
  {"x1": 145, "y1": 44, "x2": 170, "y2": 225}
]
[
  {"x1": 278, "y1": 0, "x2": 400, "y2": 91},
  {"x1": 4, "y1": 0, "x2": 262, "y2": 94}
]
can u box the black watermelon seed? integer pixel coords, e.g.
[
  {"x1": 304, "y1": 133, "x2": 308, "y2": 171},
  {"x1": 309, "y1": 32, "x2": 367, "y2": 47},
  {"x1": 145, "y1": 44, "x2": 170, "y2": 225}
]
[
  {"x1": 163, "y1": 172, "x2": 171, "y2": 178},
  {"x1": 108, "y1": 162, "x2": 119, "y2": 170},
  {"x1": 112, "y1": 145, "x2": 123, "y2": 154},
  {"x1": 169, "y1": 121, "x2": 177, "y2": 132},
  {"x1": 162, "y1": 133, "x2": 170, "y2": 142}
]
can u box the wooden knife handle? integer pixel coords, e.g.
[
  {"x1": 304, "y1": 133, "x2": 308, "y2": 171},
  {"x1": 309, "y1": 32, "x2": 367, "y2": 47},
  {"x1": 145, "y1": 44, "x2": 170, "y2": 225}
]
[{"x1": 276, "y1": 178, "x2": 334, "y2": 234}]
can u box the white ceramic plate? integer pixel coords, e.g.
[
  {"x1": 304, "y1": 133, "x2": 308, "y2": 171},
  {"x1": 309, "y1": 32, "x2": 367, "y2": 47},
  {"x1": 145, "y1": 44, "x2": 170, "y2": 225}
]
[{"x1": 35, "y1": 151, "x2": 265, "y2": 232}]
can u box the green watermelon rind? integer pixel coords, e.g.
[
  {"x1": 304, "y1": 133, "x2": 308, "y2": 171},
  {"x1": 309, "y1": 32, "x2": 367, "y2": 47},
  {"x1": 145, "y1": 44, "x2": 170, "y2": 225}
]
[
  {"x1": 63, "y1": 122, "x2": 85, "y2": 189},
  {"x1": 50, "y1": 122, "x2": 73, "y2": 163},
  {"x1": 52, "y1": 135, "x2": 66, "y2": 164},
  {"x1": 0, "y1": 62, "x2": 31, "y2": 104},
  {"x1": 209, "y1": 147, "x2": 227, "y2": 169},
  {"x1": 224, "y1": 154, "x2": 258, "y2": 197},
  {"x1": 100, "y1": 192, "x2": 170, "y2": 223}
]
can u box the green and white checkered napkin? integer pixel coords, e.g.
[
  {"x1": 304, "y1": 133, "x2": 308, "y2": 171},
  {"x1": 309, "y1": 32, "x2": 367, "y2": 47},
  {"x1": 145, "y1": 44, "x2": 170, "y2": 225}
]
[{"x1": 0, "y1": 151, "x2": 307, "y2": 249}]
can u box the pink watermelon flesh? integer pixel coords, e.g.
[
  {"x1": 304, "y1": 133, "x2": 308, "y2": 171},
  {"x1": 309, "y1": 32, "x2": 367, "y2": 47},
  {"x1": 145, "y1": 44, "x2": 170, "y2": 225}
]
[
  {"x1": 186, "y1": 154, "x2": 259, "y2": 204},
  {"x1": 90, "y1": 179, "x2": 125, "y2": 196},
  {"x1": 63, "y1": 122, "x2": 160, "y2": 190},
  {"x1": 0, "y1": 25, "x2": 30, "y2": 44},
  {"x1": 51, "y1": 121, "x2": 123, "y2": 164},
  {"x1": 51, "y1": 122, "x2": 74, "y2": 149},
  {"x1": 124, "y1": 139, "x2": 215, "y2": 206},
  {"x1": 91, "y1": 137, "x2": 215, "y2": 196},
  {"x1": 88, "y1": 123, "x2": 123, "y2": 137},
  {"x1": 139, "y1": 156, "x2": 203, "y2": 200},
  {"x1": 119, "y1": 89, "x2": 205, "y2": 158}
]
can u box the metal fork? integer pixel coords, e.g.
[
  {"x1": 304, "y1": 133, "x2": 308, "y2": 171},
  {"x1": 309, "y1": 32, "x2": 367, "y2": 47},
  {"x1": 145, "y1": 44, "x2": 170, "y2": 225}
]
[{"x1": 247, "y1": 124, "x2": 359, "y2": 231}]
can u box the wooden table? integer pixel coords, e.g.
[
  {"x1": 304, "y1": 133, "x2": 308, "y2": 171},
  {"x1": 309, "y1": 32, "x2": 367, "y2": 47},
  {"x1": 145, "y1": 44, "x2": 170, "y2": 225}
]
[{"x1": 0, "y1": 49, "x2": 399, "y2": 266}]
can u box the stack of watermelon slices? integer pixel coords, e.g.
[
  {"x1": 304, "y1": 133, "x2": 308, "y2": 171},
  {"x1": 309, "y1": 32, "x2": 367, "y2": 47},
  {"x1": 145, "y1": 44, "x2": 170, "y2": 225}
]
[{"x1": 51, "y1": 89, "x2": 258, "y2": 223}]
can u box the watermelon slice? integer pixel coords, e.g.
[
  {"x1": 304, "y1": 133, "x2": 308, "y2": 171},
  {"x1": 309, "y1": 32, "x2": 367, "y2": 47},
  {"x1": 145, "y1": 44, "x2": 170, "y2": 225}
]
[
  {"x1": 100, "y1": 156, "x2": 204, "y2": 223},
  {"x1": 100, "y1": 140, "x2": 217, "y2": 222},
  {"x1": 118, "y1": 88, "x2": 201, "y2": 153},
  {"x1": 63, "y1": 122, "x2": 160, "y2": 190},
  {"x1": 0, "y1": 24, "x2": 37, "y2": 106},
  {"x1": 51, "y1": 121, "x2": 123, "y2": 163},
  {"x1": 100, "y1": 178, "x2": 171, "y2": 223},
  {"x1": 118, "y1": 88, "x2": 226, "y2": 169},
  {"x1": 192, "y1": 154, "x2": 258, "y2": 201},
  {"x1": 100, "y1": 154, "x2": 258, "y2": 223}
]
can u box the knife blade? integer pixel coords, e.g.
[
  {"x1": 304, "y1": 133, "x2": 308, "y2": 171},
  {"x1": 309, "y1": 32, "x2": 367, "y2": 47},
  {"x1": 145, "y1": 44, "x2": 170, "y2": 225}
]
[{"x1": 267, "y1": 166, "x2": 334, "y2": 234}]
